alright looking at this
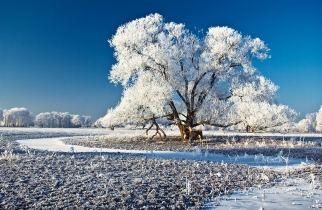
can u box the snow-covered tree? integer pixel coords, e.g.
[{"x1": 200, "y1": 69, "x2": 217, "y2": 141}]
[
  {"x1": 71, "y1": 115, "x2": 83, "y2": 128},
  {"x1": 103, "y1": 13, "x2": 295, "y2": 139},
  {"x1": 3, "y1": 107, "x2": 33, "y2": 127},
  {"x1": 60, "y1": 112, "x2": 71, "y2": 128},
  {"x1": 71, "y1": 115, "x2": 91, "y2": 128},
  {"x1": 316, "y1": 106, "x2": 322, "y2": 132},
  {"x1": 83, "y1": 116, "x2": 91, "y2": 128},
  {"x1": 35, "y1": 112, "x2": 52, "y2": 128}
]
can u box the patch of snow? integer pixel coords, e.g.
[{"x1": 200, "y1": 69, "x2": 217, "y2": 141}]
[{"x1": 206, "y1": 178, "x2": 322, "y2": 210}]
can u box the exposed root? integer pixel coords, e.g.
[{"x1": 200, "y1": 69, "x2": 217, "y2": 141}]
[{"x1": 145, "y1": 115, "x2": 166, "y2": 140}]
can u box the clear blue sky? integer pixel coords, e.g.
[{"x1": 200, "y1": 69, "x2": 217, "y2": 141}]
[{"x1": 1, "y1": 0, "x2": 321, "y2": 121}]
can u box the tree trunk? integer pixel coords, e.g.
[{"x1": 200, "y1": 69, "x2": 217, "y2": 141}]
[
  {"x1": 168, "y1": 101, "x2": 187, "y2": 141},
  {"x1": 176, "y1": 123, "x2": 187, "y2": 141}
]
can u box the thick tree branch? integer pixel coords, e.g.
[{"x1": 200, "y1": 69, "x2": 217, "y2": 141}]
[
  {"x1": 176, "y1": 90, "x2": 187, "y2": 104},
  {"x1": 179, "y1": 60, "x2": 189, "y2": 103}
]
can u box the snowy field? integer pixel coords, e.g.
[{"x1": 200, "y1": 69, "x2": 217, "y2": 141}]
[{"x1": 1, "y1": 128, "x2": 322, "y2": 209}]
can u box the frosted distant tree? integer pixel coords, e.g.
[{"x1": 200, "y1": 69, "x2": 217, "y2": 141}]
[
  {"x1": 3, "y1": 107, "x2": 33, "y2": 127},
  {"x1": 316, "y1": 106, "x2": 322, "y2": 132},
  {"x1": 103, "y1": 13, "x2": 295, "y2": 140},
  {"x1": 71, "y1": 115, "x2": 91, "y2": 128},
  {"x1": 71, "y1": 115, "x2": 83, "y2": 127},
  {"x1": 35, "y1": 112, "x2": 52, "y2": 128},
  {"x1": 80, "y1": 115, "x2": 91, "y2": 128},
  {"x1": 60, "y1": 112, "x2": 71, "y2": 128}
]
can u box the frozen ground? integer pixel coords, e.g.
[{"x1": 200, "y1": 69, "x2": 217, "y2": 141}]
[{"x1": 1, "y1": 128, "x2": 322, "y2": 209}]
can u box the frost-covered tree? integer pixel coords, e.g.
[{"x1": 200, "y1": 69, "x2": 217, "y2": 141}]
[
  {"x1": 103, "y1": 13, "x2": 295, "y2": 139},
  {"x1": 60, "y1": 112, "x2": 72, "y2": 128},
  {"x1": 71, "y1": 115, "x2": 91, "y2": 128},
  {"x1": 81, "y1": 116, "x2": 92, "y2": 128},
  {"x1": 35, "y1": 112, "x2": 52, "y2": 128},
  {"x1": 3, "y1": 107, "x2": 33, "y2": 127},
  {"x1": 316, "y1": 106, "x2": 322, "y2": 132},
  {"x1": 71, "y1": 115, "x2": 83, "y2": 128}
]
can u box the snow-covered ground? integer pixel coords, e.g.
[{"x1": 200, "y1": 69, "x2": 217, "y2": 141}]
[{"x1": 15, "y1": 134, "x2": 322, "y2": 210}]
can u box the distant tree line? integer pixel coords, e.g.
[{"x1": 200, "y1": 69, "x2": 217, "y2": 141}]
[
  {"x1": 35, "y1": 112, "x2": 91, "y2": 128},
  {"x1": 0, "y1": 107, "x2": 91, "y2": 128}
]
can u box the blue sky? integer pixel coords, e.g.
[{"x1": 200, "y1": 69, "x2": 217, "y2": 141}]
[{"x1": 1, "y1": 0, "x2": 321, "y2": 121}]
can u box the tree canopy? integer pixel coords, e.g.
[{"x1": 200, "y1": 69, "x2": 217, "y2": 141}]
[{"x1": 100, "y1": 13, "x2": 297, "y2": 139}]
